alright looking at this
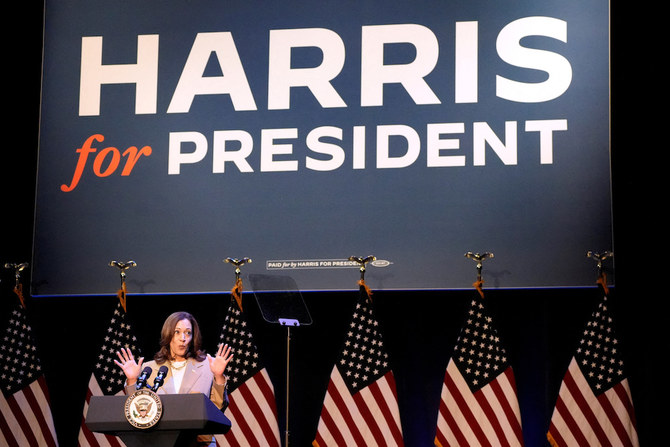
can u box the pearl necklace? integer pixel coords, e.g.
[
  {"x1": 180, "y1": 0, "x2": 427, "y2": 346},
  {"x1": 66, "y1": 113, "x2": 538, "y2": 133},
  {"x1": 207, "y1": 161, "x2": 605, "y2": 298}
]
[{"x1": 170, "y1": 359, "x2": 187, "y2": 370}]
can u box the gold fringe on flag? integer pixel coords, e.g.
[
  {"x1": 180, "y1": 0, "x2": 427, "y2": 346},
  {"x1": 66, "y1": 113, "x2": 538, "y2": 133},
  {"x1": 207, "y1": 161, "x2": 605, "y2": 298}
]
[
  {"x1": 231, "y1": 277, "x2": 243, "y2": 311},
  {"x1": 546, "y1": 431, "x2": 559, "y2": 447},
  {"x1": 13, "y1": 284, "x2": 25, "y2": 308},
  {"x1": 117, "y1": 282, "x2": 127, "y2": 312},
  {"x1": 596, "y1": 272, "x2": 609, "y2": 296},
  {"x1": 473, "y1": 279, "x2": 485, "y2": 298},
  {"x1": 358, "y1": 279, "x2": 373, "y2": 302}
]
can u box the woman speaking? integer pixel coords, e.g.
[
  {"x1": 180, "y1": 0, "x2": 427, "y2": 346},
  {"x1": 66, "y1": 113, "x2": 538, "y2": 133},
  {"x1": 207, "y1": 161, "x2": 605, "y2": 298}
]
[{"x1": 114, "y1": 311, "x2": 233, "y2": 444}]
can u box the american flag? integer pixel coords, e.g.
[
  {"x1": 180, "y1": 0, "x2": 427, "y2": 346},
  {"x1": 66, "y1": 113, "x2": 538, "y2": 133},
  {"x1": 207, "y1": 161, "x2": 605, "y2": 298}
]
[
  {"x1": 435, "y1": 289, "x2": 524, "y2": 447},
  {"x1": 77, "y1": 301, "x2": 141, "y2": 447},
  {"x1": 547, "y1": 291, "x2": 639, "y2": 447},
  {"x1": 215, "y1": 298, "x2": 281, "y2": 447},
  {"x1": 0, "y1": 303, "x2": 59, "y2": 446},
  {"x1": 313, "y1": 286, "x2": 404, "y2": 447}
]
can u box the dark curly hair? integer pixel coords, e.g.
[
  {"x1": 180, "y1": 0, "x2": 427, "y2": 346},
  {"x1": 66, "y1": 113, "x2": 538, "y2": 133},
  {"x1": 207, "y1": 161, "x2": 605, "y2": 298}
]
[{"x1": 154, "y1": 311, "x2": 206, "y2": 363}]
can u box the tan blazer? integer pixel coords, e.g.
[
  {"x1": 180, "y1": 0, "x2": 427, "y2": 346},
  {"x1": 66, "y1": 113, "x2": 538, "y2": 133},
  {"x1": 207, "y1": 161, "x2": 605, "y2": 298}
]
[{"x1": 124, "y1": 358, "x2": 228, "y2": 411}]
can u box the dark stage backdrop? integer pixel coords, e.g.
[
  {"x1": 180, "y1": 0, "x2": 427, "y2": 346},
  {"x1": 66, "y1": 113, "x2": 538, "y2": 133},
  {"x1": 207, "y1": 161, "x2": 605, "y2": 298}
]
[
  {"x1": 32, "y1": 0, "x2": 612, "y2": 295},
  {"x1": 0, "y1": 2, "x2": 663, "y2": 447}
]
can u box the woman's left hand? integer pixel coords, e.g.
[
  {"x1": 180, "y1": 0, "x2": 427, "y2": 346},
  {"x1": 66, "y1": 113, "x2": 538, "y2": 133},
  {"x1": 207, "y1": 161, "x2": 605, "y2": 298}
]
[{"x1": 208, "y1": 343, "x2": 233, "y2": 384}]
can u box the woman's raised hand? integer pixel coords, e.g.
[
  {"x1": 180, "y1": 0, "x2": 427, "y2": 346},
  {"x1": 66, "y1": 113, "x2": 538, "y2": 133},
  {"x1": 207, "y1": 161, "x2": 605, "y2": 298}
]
[
  {"x1": 114, "y1": 347, "x2": 144, "y2": 385},
  {"x1": 208, "y1": 343, "x2": 233, "y2": 385}
]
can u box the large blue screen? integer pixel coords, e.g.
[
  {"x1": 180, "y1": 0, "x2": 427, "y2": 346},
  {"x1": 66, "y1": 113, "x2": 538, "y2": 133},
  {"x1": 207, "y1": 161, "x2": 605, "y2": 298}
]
[{"x1": 32, "y1": 0, "x2": 611, "y2": 295}]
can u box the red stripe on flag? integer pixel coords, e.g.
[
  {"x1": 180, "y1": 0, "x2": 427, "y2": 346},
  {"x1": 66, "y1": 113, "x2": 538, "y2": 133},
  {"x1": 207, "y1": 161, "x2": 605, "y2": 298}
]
[
  {"x1": 547, "y1": 421, "x2": 568, "y2": 447},
  {"x1": 613, "y1": 382, "x2": 637, "y2": 431},
  {"x1": 473, "y1": 386, "x2": 511, "y2": 447},
  {"x1": 443, "y1": 370, "x2": 493, "y2": 447},
  {"x1": 6, "y1": 394, "x2": 38, "y2": 446},
  {"x1": 500, "y1": 368, "x2": 524, "y2": 443},
  {"x1": 79, "y1": 387, "x2": 124, "y2": 447},
  {"x1": 352, "y1": 389, "x2": 386, "y2": 445},
  {"x1": 219, "y1": 423, "x2": 242, "y2": 447},
  {"x1": 228, "y1": 393, "x2": 262, "y2": 447},
  {"x1": 563, "y1": 370, "x2": 611, "y2": 446},
  {"x1": 381, "y1": 373, "x2": 404, "y2": 445},
  {"x1": 437, "y1": 393, "x2": 467, "y2": 447},
  {"x1": 553, "y1": 394, "x2": 589, "y2": 446},
  {"x1": 23, "y1": 378, "x2": 57, "y2": 447},
  {"x1": 254, "y1": 372, "x2": 279, "y2": 420},
  {"x1": 597, "y1": 388, "x2": 634, "y2": 447},
  {"x1": 79, "y1": 388, "x2": 99, "y2": 447},
  {"x1": 79, "y1": 411, "x2": 99, "y2": 447},
  {"x1": 0, "y1": 405, "x2": 21, "y2": 447},
  {"x1": 238, "y1": 379, "x2": 278, "y2": 446},
  {"x1": 325, "y1": 378, "x2": 367, "y2": 445},
  {"x1": 36, "y1": 376, "x2": 58, "y2": 447},
  {"x1": 368, "y1": 376, "x2": 404, "y2": 445},
  {"x1": 489, "y1": 368, "x2": 524, "y2": 444},
  {"x1": 318, "y1": 394, "x2": 348, "y2": 447}
]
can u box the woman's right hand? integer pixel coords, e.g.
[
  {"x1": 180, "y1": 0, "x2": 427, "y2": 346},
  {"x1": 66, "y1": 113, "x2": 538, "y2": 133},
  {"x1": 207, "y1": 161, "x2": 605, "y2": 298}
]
[{"x1": 114, "y1": 347, "x2": 144, "y2": 386}]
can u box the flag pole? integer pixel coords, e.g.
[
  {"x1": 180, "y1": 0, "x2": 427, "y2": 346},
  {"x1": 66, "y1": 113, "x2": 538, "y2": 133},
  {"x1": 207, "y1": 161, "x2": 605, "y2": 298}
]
[
  {"x1": 4, "y1": 262, "x2": 29, "y2": 308},
  {"x1": 464, "y1": 252, "x2": 493, "y2": 297},
  {"x1": 109, "y1": 260, "x2": 136, "y2": 312}
]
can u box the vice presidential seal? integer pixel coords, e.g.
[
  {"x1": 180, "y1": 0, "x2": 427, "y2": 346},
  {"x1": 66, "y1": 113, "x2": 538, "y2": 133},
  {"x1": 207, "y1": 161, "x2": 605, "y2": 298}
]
[{"x1": 124, "y1": 389, "x2": 163, "y2": 429}]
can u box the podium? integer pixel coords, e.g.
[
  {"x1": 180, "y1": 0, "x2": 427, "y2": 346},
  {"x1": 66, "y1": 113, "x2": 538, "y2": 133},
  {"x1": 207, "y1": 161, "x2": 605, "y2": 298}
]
[{"x1": 86, "y1": 393, "x2": 231, "y2": 447}]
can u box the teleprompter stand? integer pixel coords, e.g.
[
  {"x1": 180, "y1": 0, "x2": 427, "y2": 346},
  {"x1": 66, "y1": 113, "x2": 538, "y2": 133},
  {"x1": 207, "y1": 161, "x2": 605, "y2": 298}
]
[
  {"x1": 249, "y1": 274, "x2": 312, "y2": 447},
  {"x1": 85, "y1": 393, "x2": 231, "y2": 447}
]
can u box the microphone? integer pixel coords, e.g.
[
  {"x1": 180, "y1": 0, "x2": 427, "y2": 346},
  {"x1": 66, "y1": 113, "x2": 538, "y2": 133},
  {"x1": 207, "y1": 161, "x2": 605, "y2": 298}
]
[
  {"x1": 151, "y1": 366, "x2": 169, "y2": 392},
  {"x1": 136, "y1": 366, "x2": 153, "y2": 390}
]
